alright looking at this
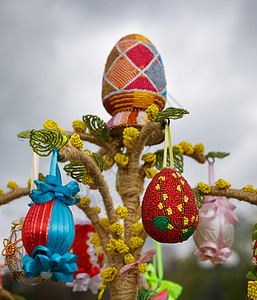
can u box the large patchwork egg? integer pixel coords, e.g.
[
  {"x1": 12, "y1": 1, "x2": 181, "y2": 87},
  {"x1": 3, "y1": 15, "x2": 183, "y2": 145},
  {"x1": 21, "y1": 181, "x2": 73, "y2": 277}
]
[
  {"x1": 102, "y1": 34, "x2": 166, "y2": 139},
  {"x1": 142, "y1": 168, "x2": 199, "y2": 243}
]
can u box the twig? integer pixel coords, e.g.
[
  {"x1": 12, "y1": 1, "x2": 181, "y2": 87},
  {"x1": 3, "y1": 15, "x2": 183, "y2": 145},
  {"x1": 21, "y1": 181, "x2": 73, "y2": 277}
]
[{"x1": 0, "y1": 187, "x2": 30, "y2": 206}]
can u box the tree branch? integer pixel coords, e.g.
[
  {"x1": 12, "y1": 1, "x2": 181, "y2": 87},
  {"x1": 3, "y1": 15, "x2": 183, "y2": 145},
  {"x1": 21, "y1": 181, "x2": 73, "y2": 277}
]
[{"x1": 0, "y1": 187, "x2": 30, "y2": 206}]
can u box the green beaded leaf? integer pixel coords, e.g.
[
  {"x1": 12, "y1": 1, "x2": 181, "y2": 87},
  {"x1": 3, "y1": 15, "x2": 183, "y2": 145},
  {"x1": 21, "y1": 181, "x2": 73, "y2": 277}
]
[
  {"x1": 154, "y1": 147, "x2": 184, "y2": 173},
  {"x1": 17, "y1": 130, "x2": 31, "y2": 139},
  {"x1": 64, "y1": 162, "x2": 86, "y2": 182},
  {"x1": 155, "y1": 107, "x2": 189, "y2": 123},
  {"x1": 38, "y1": 173, "x2": 46, "y2": 183},
  {"x1": 82, "y1": 115, "x2": 110, "y2": 143},
  {"x1": 206, "y1": 152, "x2": 230, "y2": 159},
  {"x1": 180, "y1": 226, "x2": 195, "y2": 240},
  {"x1": 252, "y1": 230, "x2": 257, "y2": 241},
  {"x1": 29, "y1": 129, "x2": 69, "y2": 157},
  {"x1": 152, "y1": 216, "x2": 171, "y2": 232},
  {"x1": 193, "y1": 189, "x2": 205, "y2": 209},
  {"x1": 91, "y1": 153, "x2": 104, "y2": 172}
]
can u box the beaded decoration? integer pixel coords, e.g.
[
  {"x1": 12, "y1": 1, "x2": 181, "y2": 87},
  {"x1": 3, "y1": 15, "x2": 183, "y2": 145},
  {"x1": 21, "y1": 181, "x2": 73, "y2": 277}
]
[
  {"x1": 2, "y1": 221, "x2": 43, "y2": 285},
  {"x1": 142, "y1": 168, "x2": 199, "y2": 243},
  {"x1": 102, "y1": 34, "x2": 166, "y2": 130}
]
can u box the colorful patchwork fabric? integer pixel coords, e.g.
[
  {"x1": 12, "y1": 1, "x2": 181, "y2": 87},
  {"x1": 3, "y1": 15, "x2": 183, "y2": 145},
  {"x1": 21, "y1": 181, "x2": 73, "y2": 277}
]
[
  {"x1": 102, "y1": 34, "x2": 166, "y2": 120},
  {"x1": 107, "y1": 111, "x2": 147, "y2": 128}
]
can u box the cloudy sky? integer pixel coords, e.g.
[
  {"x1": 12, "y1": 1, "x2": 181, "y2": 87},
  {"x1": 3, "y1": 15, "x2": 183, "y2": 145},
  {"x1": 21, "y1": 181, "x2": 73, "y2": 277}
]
[{"x1": 0, "y1": 0, "x2": 257, "y2": 253}]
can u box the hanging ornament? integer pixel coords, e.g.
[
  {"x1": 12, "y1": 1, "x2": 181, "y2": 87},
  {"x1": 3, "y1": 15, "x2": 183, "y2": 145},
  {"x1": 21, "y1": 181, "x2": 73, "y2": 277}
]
[
  {"x1": 194, "y1": 162, "x2": 238, "y2": 264},
  {"x1": 66, "y1": 221, "x2": 105, "y2": 293},
  {"x1": 21, "y1": 148, "x2": 80, "y2": 282},
  {"x1": 102, "y1": 34, "x2": 166, "y2": 145},
  {"x1": 142, "y1": 124, "x2": 198, "y2": 243},
  {"x1": 2, "y1": 218, "x2": 43, "y2": 285}
]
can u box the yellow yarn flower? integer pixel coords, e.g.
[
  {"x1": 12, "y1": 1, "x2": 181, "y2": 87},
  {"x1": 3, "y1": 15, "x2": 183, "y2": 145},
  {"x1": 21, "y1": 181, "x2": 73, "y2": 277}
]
[
  {"x1": 248, "y1": 281, "x2": 257, "y2": 299},
  {"x1": 197, "y1": 182, "x2": 211, "y2": 194},
  {"x1": 215, "y1": 178, "x2": 231, "y2": 189},
  {"x1": 82, "y1": 173, "x2": 97, "y2": 190},
  {"x1": 123, "y1": 127, "x2": 140, "y2": 150},
  {"x1": 194, "y1": 143, "x2": 205, "y2": 155},
  {"x1": 99, "y1": 218, "x2": 110, "y2": 228},
  {"x1": 115, "y1": 239, "x2": 129, "y2": 254},
  {"x1": 124, "y1": 253, "x2": 135, "y2": 265},
  {"x1": 80, "y1": 196, "x2": 91, "y2": 208},
  {"x1": 72, "y1": 120, "x2": 87, "y2": 133},
  {"x1": 145, "y1": 168, "x2": 158, "y2": 179},
  {"x1": 145, "y1": 104, "x2": 159, "y2": 121},
  {"x1": 131, "y1": 223, "x2": 144, "y2": 236},
  {"x1": 129, "y1": 236, "x2": 144, "y2": 249},
  {"x1": 98, "y1": 267, "x2": 118, "y2": 299},
  {"x1": 43, "y1": 120, "x2": 59, "y2": 130},
  {"x1": 0, "y1": 188, "x2": 3, "y2": 196},
  {"x1": 106, "y1": 238, "x2": 117, "y2": 254},
  {"x1": 174, "y1": 144, "x2": 183, "y2": 154},
  {"x1": 243, "y1": 185, "x2": 256, "y2": 193},
  {"x1": 104, "y1": 155, "x2": 114, "y2": 170},
  {"x1": 92, "y1": 206, "x2": 101, "y2": 214},
  {"x1": 138, "y1": 263, "x2": 147, "y2": 273},
  {"x1": 179, "y1": 141, "x2": 194, "y2": 155},
  {"x1": 7, "y1": 180, "x2": 18, "y2": 190},
  {"x1": 114, "y1": 153, "x2": 129, "y2": 167},
  {"x1": 116, "y1": 206, "x2": 128, "y2": 219},
  {"x1": 109, "y1": 221, "x2": 124, "y2": 236},
  {"x1": 90, "y1": 233, "x2": 101, "y2": 247},
  {"x1": 70, "y1": 133, "x2": 83, "y2": 149},
  {"x1": 27, "y1": 178, "x2": 31, "y2": 188},
  {"x1": 141, "y1": 153, "x2": 156, "y2": 167}
]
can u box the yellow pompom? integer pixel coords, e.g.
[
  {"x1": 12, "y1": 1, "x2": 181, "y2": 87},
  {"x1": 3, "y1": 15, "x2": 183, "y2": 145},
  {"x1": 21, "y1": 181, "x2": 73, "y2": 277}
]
[
  {"x1": 243, "y1": 185, "x2": 256, "y2": 193},
  {"x1": 123, "y1": 127, "x2": 140, "y2": 151},
  {"x1": 116, "y1": 206, "x2": 128, "y2": 219},
  {"x1": 145, "y1": 168, "x2": 158, "y2": 179},
  {"x1": 138, "y1": 263, "x2": 147, "y2": 273},
  {"x1": 179, "y1": 141, "x2": 194, "y2": 155},
  {"x1": 109, "y1": 221, "x2": 124, "y2": 236},
  {"x1": 141, "y1": 153, "x2": 156, "y2": 167},
  {"x1": 248, "y1": 281, "x2": 257, "y2": 299},
  {"x1": 131, "y1": 223, "x2": 144, "y2": 236},
  {"x1": 43, "y1": 120, "x2": 59, "y2": 130},
  {"x1": 0, "y1": 188, "x2": 3, "y2": 196},
  {"x1": 70, "y1": 133, "x2": 83, "y2": 149},
  {"x1": 114, "y1": 153, "x2": 129, "y2": 167},
  {"x1": 90, "y1": 233, "x2": 101, "y2": 247},
  {"x1": 80, "y1": 196, "x2": 91, "y2": 207},
  {"x1": 72, "y1": 120, "x2": 87, "y2": 133},
  {"x1": 99, "y1": 218, "x2": 110, "y2": 228},
  {"x1": 145, "y1": 104, "x2": 159, "y2": 121},
  {"x1": 92, "y1": 206, "x2": 101, "y2": 214},
  {"x1": 124, "y1": 253, "x2": 135, "y2": 265},
  {"x1": 7, "y1": 180, "x2": 18, "y2": 190},
  {"x1": 82, "y1": 173, "x2": 97, "y2": 190},
  {"x1": 115, "y1": 239, "x2": 129, "y2": 254},
  {"x1": 27, "y1": 178, "x2": 31, "y2": 188},
  {"x1": 197, "y1": 182, "x2": 211, "y2": 194},
  {"x1": 129, "y1": 236, "x2": 144, "y2": 249},
  {"x1": 194, "y1": 143, "x2": 205, "y2": 155},
  {"x1": 100, "y1": 267, "x2": 118, "y2": 282},
  {"x1": 215, "y1": 178, "x2": 231, "y2": 189},
  {"x1": 106, "y1": 238, "x2": 117, "y2": 254},
  {"x1": 104, "y1": 155, "x2": 114, "y2": 170}
]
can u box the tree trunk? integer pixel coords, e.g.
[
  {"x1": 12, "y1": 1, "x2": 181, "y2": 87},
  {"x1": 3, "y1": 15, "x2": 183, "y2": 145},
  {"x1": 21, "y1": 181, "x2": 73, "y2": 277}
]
[{"x1": 108, "y1": 273, "x2": 138, "y2": 300}]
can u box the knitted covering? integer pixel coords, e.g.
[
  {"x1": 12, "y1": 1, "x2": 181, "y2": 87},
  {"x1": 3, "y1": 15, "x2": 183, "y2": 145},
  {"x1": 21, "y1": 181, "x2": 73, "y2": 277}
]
[{"x1": 102, "y1": 34, "x2": 166, "y2": 129}]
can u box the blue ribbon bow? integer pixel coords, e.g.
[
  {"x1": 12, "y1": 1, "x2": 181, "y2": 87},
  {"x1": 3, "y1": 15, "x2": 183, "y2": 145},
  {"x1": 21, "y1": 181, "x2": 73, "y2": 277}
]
[
  {"x1": 22, "y1": 246, "x2": 78, "y2": 282},
  {"x1": 29, "y1": 148, "x2": 80, "y2": 206}
]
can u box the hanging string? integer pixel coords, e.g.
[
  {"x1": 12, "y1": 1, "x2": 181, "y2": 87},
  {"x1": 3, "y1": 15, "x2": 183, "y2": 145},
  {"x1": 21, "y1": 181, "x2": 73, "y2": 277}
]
[
  {"x1": 167, "y1": 124, "x2": 174, "y2": 169},
  {"x1": 30, "y1": 151, "x2": 39, "y2": 192},
  {"x1": 163, "y1": 125, "x2": 168, "y2": 169}
]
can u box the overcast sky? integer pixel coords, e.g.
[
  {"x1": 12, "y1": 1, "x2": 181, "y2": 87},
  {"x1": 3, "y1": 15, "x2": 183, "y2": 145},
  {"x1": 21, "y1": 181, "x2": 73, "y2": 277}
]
[{"x1": 0, "y1": 0, "x2": 257, "y2": 253}]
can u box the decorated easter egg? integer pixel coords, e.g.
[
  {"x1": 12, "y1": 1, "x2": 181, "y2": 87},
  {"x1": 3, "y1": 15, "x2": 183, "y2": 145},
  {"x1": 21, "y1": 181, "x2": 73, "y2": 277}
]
[
  {"x1": 2, "y1": 219, "x2": 43, "y2": 285},
  {"x1": 142, "y1": 168, "x2": 198, "y2": 243},
  {"x1": 66, "y1": 224, "x2": 105, "y2": 293},
  {"x1": 102, "y1": 34, "x2": 166, "y2": 133}
]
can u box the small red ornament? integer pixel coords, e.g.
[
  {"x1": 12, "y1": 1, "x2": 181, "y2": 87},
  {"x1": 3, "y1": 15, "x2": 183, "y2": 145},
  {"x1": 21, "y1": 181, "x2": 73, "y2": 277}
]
[{"x1": 142, "y1": 168, "x2": 199, "y2": 243}]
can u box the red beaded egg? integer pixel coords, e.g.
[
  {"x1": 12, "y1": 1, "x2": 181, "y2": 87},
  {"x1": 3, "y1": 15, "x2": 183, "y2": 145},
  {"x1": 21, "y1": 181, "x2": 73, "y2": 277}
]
[{"x1": 142, "y1": 168, "x2": 199, "y2": 243}]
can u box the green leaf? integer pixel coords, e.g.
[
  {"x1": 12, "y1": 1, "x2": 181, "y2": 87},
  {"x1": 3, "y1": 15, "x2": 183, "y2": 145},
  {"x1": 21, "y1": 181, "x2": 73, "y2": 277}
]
[
  {"x1": 152, "y1": 216, "x2": 171, "y2": 232},
  {"x1": 252, "y1": 230, "x2": 257, "y2": 241},
  {"x1": 17, "y1": 130, "x2": 31, "y2": 139},
  {"x1": 91, "y1": 153, "x2": 104, "y2": 172},
  {"x1": 180, "y1": 226, "x2": 195, "y2": 240},
  {"x1": 154, "y1": 147, "x2": 184, "y2": 173},
  {"x1": 155, "y1": 107, "x2": 189, "y2": 123},
  {"x1": 29, "y1": 129, "x2": 69, "y2": 157},
  {"x1": 193, "y1": 189, "x2": 205, "y2": 209},
  {"x1": 64, "y1": 162, "x2": 87, "y2": 183},
  {"x1": 82, "y1": 115, "x2": 110, "y2": 143},
  {"x1": 206, "y1": 152, "x2": 230, "y2": 159}
]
